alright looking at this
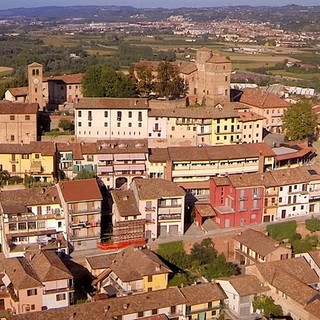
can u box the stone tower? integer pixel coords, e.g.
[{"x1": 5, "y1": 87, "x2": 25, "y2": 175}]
[{"x1": 28, "y1": 62, "x2": 44, "y2": 110}]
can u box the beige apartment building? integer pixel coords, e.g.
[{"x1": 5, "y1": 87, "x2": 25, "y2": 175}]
[{"x1": 0, "y1": 101, "x2": 38, "y2": 144}]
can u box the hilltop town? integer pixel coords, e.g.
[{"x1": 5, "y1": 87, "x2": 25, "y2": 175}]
[{"x1": 0, "y1": 4, "x2": 320, "y2": 320}]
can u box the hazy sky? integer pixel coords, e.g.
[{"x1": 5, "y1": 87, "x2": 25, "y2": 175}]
[{"x1": 2, "y1": 0, "x2": 320, "y2": 10}]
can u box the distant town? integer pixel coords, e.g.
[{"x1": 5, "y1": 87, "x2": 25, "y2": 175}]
[{"x1": 0, "y1": 4, "x2": 319, "y2": 320}]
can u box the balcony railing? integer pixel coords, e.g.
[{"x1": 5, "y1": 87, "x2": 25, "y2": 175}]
[
  {"x1": 70, "y1": 221, "x2": 101, "y2": 229},
  {"x1": 145, "y1": 206, "x2": 156, "y2": 212},
  {"x1": 69, "y1": 208, "x2": 101, "y2": 215},
  {"x1": 158, "y1": 214, "x2": 181, "y2": 220}
]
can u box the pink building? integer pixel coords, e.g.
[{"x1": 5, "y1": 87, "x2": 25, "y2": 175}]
[{"x1": 210, "y1": 173, "x2": 265, "y2": 228}]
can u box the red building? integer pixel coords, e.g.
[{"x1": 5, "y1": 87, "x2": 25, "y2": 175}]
[{"x1": 210, "y1": 173, "x2": 265, "y2": 228}]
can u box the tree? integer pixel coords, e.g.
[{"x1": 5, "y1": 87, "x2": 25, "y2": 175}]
[
  {"x1": 203, "y1": 254, "x2": 238, "y2": 280},
  {"x1": 58, "y1": 119, "x2": 73, "y2": 131},
  {"x1": 136, "y1": 65, "x2": 154, "y2": 97},
  {"x1": 82, "y1": 65, "x2": 135, "y2": 98},
  {"x1": 282, "y1": 100, "x2": 317, "y2": 141},
  {"x1": 157, "y1": 241, "x2": 190, "y2": 270},
  {"x1": 155, "y1": 61, "x2": 188, "y2": 98},
  {"x1": 0, "y1": 170, "x2": 10, "y2": 185},
  {"x1": 190, "y1": 238, "x2": 217, "y2": 266},
  {"x1": 74, "y1": 170, "x2": 96, "y2": 180},
  {"x1": 253, "y1": 295, "x2": 283, "y2": 317},
  {"x1": 305, "y1": 216, "x2": 320, "y2": 233}
]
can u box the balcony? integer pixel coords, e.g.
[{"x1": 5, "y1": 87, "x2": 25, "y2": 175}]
[
  {"x1": 153, "y1": 128, "x2": 162, "y2": 132},
  {"x1": 158, "y1": 213, "x2": 181, "y2": 220},
  {"x1": 43, "y1": 286, "x2": 74, "y2": 295},
  {"x1": 253, "y1": 194, "x2": 261, "y2": 200},
  {"x1": 69, "y1": 208, "x2": 101, "y2": 215},
  {"x1": 70, "y1": 221, "x2": 101, "y2": 229},
  {"x1": 145, "y1": 206, "x2": 156, "y2": 212},
  {"x1": 239, "y1": 195, "x2": 248, "y2": 200},
  {"x1": 9, "y1": 159, "x2": 19, "y2": 164}
]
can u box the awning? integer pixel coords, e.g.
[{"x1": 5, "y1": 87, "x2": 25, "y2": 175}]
[
  {"x1": 98, "y1": 167, "x2": 113, "y2": 173},
  {"x1": 98, "y1": 154, "x2": 113, "y2": 161}
]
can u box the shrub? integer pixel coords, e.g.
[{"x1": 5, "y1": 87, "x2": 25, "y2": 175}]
[
  {"x1": 305, "y1": 216, "x2": 320, "y2": 233},
  {"x1": 266, "y1": 221, "x2": 297, "y2": 241}
]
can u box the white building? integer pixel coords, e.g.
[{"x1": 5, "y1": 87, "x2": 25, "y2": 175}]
[
  {"x1": 130, "y1": 179, "x2": 186, "y2": 239},
  {"x1": 74, "y1": 98, "x2": 149, "y2": 141}
]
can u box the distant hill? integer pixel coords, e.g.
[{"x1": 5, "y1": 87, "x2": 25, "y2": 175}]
[{"x1": 0, "y1": 5, "x2": 319, "y2": 31}]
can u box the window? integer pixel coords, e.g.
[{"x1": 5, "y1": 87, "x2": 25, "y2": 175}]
[
  {"x1": 35, "y1": 154, "x2": 40, "y2": 159},
  {"x1": 78, "y1": 122, "x2": 82, "y2": 127},
  {"x1": 104, "y1": 111, "x2": 108, "y2": 117},
  {"x1": 88, "y1": 111, "x2": 92, "y2": 120},
  {"x1": 10, "y1": 135, "x2": 14, "y2": 142},
  {"x1": 152, "y1": 309, "x2": 157, "y2": 315},
  {"x1": 148, "y1": 275, "x2": 153, "y2": 282},
  {"x1": 138, "y1": 111, "x2": 142, "y2": 121},
  {"x1": 25, "y1": 115, "x2": 30, "y2": 120},
  {"x1": 138, "y1": 123, "x2": 142, "y2": 127},
  {"x1": 27, "y1": 289, "x2": 37, "y2": 296},
  {"x1": 12, "y1": 164, "x2": 16, "y2": 173},
  {"x1": 138, "y1": 311, "x2": 144, "y2": 318},
  {"x1": 31, "y1": 304, "x2": 35, "y2": 310},
  {"x1": 117, "y1": 111, "x2": 122, "y2": 121},
  {"x1": 56, "y1": 293, "x2": 66, "y2": 301},
  {"x1": 128, "y1": 123, "x2": 132, "y2": 127},
  {"x1": 104, "y1": 122, "x2": 108, "y2": 127},
  {"x1": 10, "y1": 115, "x2": 15, "y2": 120},
  {"x1": 128, "y1": 111, "x2": 132, "y2": 118},
  {"x1": 87, "y1": 155, "x2": 94, "y2": 161},
  {"x1": 88, "y1": 122, "x2": 92, "y2": 127},
  {"x1": 78, "y1": 111, "x2": 82, "y2": 117},
  {"x1": 170, "y1": 306, "x2": 176, "y2": 314}
]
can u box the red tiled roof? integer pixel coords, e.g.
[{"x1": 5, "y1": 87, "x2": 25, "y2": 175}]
[
  {"x1": 58, "y1": 179, "x2": 102, "y2": 203},
  {"x1": 44, "y1": 73, "x2": 84, "y2": 84},
  {"x1": 240, "y1": 88, "x2": 291, "y2": 109},
  {"x1": 0, "y1": 101, "x2": 38, "y2": 114},
  {"x1": 7, "y1": 86, "x2": 28, "y2": 97}
]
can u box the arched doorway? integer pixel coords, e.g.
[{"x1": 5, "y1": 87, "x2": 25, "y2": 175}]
[{"x1": 115, "y1": 177, "x2": 128, "y2": 189}]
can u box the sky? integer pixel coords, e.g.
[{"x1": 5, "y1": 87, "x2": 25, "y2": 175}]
[{"x1": 2, "y1": 0, "x2": 320, "y2": 10}]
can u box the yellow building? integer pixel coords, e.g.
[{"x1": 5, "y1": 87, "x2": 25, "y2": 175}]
[
  {"x1": 86, "y1": 246, "x2": 171, "y2": 296},
  {"x1": 180, "y1": 282, "x2": 226, "y2": 319},
  {"x1": 0, "y1": 141, "x2": 56, "y2": 182}
]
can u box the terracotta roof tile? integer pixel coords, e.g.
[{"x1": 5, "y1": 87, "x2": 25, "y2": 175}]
[
  {"x1": 0, "y1": 101, "x2": 38, "y2": 114},
  {"x1": 223, "y1": 274, "x2": 269, "y2": 296},
  {"x1": 133, "y1": 179, "x2": 185, "y2": 200},
  {"x1": 7, "y1": 86, "x2": 28, "y2": 97},
  {"x1": 238, "y1": 111, "x2": 265, "y2": 122},
  {"x1": 44, "y1": 73, "x2": 84, "y2": 84},
  {"x1": 58, "y1": 179, "x2": 102, "y2": 203},
  {"x1": 0, "y1": 186, "x2": 61, "y2": 215},
  {"x1": 233, "y1": 229, "x2": 286, "y2": 257},
  {"x1": 1, "y1": 257, "x2": 42, "y2": 290},
  {"x1": 179, "y1": 62, "x2": 198, "y2": 75},
  {"x1": 111, "y1": 190, "x2": 140, "y2": 217},
  {"x1": 75, "y1": 98, "x2": 149, "y2": 110},
  {"x1": 29, "y1": 251, "x2": 73, "y2": 282},
  {"x1": 240, "y1": 88, "x2": 291, "y2": 109},
  {"x1": 195, "y1": 203, "x2": 215, "y2": 217},
  {"x1": 179, "y1": 282, "x2": 226, "y2": 305},
  {"x1": 87, "y1": 246, "x2": 171, "y2": 282}
]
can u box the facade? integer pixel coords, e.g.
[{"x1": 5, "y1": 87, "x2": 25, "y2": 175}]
[
  {"x1": 0, "y1": 186, "x2": 66, "y2": 258},
  {"x1": 233, "y1": 228, "x2": 292, "y2": 266},
  {"x1": 148, "y1": 143, "x2": 275, "y2": 200},
  {"x1": 87, "y1": 246, "x2": 171, "y2": 296},
  {"x1": 111, "y1": 190, "x2": 146, "y2": 244},
  {"x1": 210, "y1": 174, "x2": 265, "y2": 228},
  {"x1": 74, "y1": 98, "x2": 149, "y2": 141},
  {"x1": 0, "y1": 141, "x2": 56, "y2": 182},
  {"x1": 148, "y1": 102, "x2": 254, "y2": 146},
  {"x1": 180, "y1": 47, "x2": 232, "y2": 105},
  {"x1": 130, "y1": 179, "x2": 186, "y2": 239},
  {"x1": 239, "y1": 88, "x2": 291, "y2": 133},
  {"x1": 56, "y1": 179, "x2": 103, "y2": 251},
  {"x1": 0, "y1": 101, "x2": 38, "y2": 144},
  {"x1": 44, "y1": 73, "x2": 83, "y2": 106},
  {"x1": 238, "y1": 111, "x2": 265, "y2": 144}
]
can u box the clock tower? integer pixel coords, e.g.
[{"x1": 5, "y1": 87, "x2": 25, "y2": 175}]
[{"x1": 28, "y1": 62, "x2": 44, "y2": 110}]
